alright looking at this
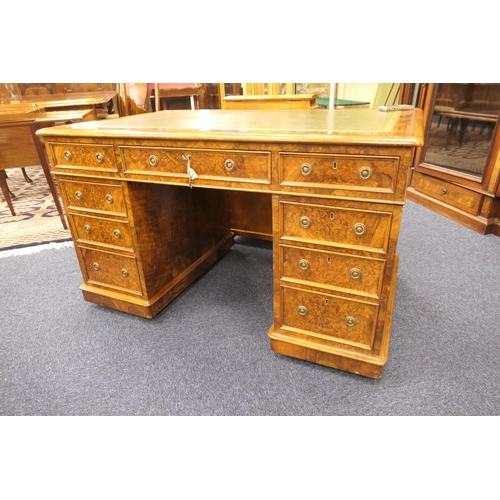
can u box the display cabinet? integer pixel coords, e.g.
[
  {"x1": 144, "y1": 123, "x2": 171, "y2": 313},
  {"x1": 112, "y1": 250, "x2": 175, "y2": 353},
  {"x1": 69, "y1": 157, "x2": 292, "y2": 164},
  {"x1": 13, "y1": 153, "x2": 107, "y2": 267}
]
[{"x1": 407, "y1": 83, "x2": 500, "y2": 235}]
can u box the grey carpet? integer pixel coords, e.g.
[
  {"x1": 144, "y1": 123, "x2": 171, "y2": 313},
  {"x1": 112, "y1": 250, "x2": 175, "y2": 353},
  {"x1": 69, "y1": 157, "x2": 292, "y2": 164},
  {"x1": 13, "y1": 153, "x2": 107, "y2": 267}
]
[{"x1": 1, "y1": 200, "x2": 499, "y2": 415}]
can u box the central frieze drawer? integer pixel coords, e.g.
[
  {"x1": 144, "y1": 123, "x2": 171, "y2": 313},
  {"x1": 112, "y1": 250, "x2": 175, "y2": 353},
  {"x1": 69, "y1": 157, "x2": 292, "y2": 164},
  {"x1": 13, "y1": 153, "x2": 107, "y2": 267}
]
[
  {"x1": 48, "y1": 143, "x2": 117, "y2": 172},
  {"x1": 120, "y1": 146, "x2": 271, "y2": 183},
  {"x1": 81, "y1": 248, "x2": 142, "y2": 294},
  {"x1": 280, "y1": 152, "x2": 398, "y2": 193},
  {"x1": 282, "y1": 286, "x2": 379, "y2": 350},
  {"x1": 72, "y1": 214, "x2": 134, "y2": 250},
  {"x1": 281, "y1": 245, "x2": 385, "y2": 297},
  {"x1": 60, "y1": 180, "x2": 127, "y2": 216},
  {"x1": 281, "y1": 201, "x2": 392, "y2": 252}
]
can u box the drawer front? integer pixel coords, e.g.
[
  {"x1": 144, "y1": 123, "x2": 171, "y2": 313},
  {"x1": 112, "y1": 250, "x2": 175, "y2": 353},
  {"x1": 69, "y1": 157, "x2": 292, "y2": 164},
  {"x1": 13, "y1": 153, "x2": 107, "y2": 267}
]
[
  {"x1": 280, "y1": 152, "x2": 398, "y2": 193},
  {"x1": 120, "y1": 146, "x2": 271, "y2": 183},
  {"x1": 413, "y1": 172, "x2": 482, "y2": 215},
  {"x1": 81, "y1": 248, "x2": 142, "y2": 294},
  {"x1": 281, "y1": 201, "x2": 392, "y2": 252},
  {"x1": 72, "y1": 214, "x2": 133, "y2": 250},
  {"x1": 60, "y1": 180, "x2": 127, "y2": 216},
  {"x1": 49, "y1": 143, "x2": 117, "y2": 172},
  {"x1": 282, "y1": 286, "x2": 379, "y2": 349},
  {"x1": 281, "y1": 245, "x2": 385, "y2": 297}
]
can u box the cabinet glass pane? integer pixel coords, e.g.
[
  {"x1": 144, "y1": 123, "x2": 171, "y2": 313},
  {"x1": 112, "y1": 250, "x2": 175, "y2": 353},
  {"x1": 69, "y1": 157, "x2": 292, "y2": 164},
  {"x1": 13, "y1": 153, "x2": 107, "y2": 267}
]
[{"x1": 424, "y1": 83, "x2": 499, "y2": 178}]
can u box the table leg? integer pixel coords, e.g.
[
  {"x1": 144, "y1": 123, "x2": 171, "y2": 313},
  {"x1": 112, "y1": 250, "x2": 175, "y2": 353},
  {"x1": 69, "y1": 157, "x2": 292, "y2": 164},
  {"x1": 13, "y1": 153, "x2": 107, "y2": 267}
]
[
  {"x1": 29, "y1": 124, "x2": 68, "y2": 230},
  {"x1": 0, "y1": 170, "x2": 16, "y2": 216}
]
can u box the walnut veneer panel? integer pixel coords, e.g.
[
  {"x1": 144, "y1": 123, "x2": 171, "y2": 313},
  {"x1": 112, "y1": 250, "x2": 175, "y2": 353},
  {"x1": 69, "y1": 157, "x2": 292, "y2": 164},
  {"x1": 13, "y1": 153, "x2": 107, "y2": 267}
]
[{"x1": 38, "y1": 109, "x2": 424, "y2": 378}]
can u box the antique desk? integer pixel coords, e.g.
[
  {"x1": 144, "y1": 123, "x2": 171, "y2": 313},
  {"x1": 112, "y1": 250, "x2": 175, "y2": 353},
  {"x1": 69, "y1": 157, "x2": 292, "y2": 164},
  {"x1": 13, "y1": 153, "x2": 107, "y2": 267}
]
[{"x1": 37, "y1": 109, "x2": 424, "y2": 378}]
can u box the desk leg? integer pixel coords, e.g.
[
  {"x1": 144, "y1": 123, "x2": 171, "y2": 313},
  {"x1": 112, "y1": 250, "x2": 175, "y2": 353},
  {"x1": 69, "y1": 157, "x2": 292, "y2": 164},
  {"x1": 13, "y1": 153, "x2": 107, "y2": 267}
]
[{"x1": 30, "y1": 124, "x2": 68, "y2": 230}]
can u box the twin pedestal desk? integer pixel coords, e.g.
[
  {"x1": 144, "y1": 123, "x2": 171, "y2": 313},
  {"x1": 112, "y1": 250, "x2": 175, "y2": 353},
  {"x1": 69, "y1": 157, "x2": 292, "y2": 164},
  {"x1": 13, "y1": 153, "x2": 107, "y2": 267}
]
[{"x1": 38, "y1": 109, "x2": 424, "y2": 378}]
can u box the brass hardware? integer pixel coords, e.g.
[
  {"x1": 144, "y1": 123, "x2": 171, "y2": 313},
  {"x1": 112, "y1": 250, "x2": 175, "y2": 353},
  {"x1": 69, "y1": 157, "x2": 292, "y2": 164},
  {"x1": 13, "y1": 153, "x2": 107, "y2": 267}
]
[
  {"x1": 332, "y1": 162, "x2": 338, "y2": 170},
  {"x1": 297, "y1": 305, "x2": 308, "y2": 316},
  {"x1": 298, "y1": 259, "x2": 310, "y2": 271},
  {"x1": 149, "y1": 155, "x2": 159, "y2": 167},
  {"x1": 353, "y1": 222, "x2": 366, "y2": 236},
  {"x1": 299, "y1": 216, "x2": 312, "y2": 229},
  {"x1": 349, "y1": 268, "x2": 362, "y2": 280},
  {"x1": 345, "y1": 316, "x2": 357, "y2": 327},
  {"x1": 327, "y1": 257, "x2": 331, "y2": 263},
  {"x1": 105, "y1": 194, "x2": 114, "y2": 204},
  {"x1": 300, "y1": 163, "x2": 313, "y2": 176},
  {"x1": 224, "y1": 159, "x2": 236, "y2": 172},
  {"x1": 442, "y1": 188, "x2": 447, "y2": 194},
  {"x1": 329, "y1": 212, "x2": 334, "y2": 220},
  {"x1": 95, "y1": 152, "x2": 104, "y2": 164},
  {"x1": 63, "y1": 151, "x2": 73, "y2": 161},
  {"x1": 81, "y1": 149, "x2": 85, "y2": 155},
  {"x1": 358, "y1": 166, "x2": 373, "y2": 181},
  {"x1": 113, "y1": 229, "x2": 122, "y2": 239},
  {"x1": 93, "y1": 262, "x2": 100, "y2": 271},
  {"x1": 75, "y1": 191, "x2": 83, "y2": 200},
  {"x1": 121, "y1": 269, "x2": 129, "y2": 277},
  {"x1": 83, "y1": 224, "x2": 92, "y2": 234}
]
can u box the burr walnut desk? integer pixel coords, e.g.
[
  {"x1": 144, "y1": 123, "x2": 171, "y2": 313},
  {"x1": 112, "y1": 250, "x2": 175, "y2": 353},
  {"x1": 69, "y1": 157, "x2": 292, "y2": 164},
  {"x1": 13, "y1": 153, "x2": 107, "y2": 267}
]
[{"x1": 37, "y1": 109, "x2": 424, "y2": 378}]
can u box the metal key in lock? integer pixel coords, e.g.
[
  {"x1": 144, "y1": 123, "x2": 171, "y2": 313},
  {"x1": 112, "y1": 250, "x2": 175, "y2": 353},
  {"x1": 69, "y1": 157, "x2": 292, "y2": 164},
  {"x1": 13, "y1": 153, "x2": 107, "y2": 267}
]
[{"x1": 182, "y1": 154, "x2": 198, "y2": 188}]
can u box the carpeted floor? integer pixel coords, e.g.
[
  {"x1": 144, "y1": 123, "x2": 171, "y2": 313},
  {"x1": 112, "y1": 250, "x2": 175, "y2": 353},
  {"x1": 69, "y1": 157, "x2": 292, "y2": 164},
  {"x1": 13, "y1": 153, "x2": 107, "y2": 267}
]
[{"x1": 0, "y1": 166, "x2": 70, "y2": 251}]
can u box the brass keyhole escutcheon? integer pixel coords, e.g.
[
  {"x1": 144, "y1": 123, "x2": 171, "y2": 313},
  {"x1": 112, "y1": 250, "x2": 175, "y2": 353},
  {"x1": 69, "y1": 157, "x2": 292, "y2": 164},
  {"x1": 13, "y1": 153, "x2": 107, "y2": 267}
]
[
  {"x1": 93, "y1": 262, "x2": 100, "y2": 271},
  {"x1": 299, "y1": 216, "x2": 312, "y2": 229},
  {"x1": 224, "y1": 159, "x2": 236, "y2": 172},
  {"x1": 297, "y1": 305, "x2": 308, "y2": 316},
  {"x1": 83, "y1": 224, "x2": 92, "y2": 234},
  {"x1": 64, "y1": 151, "x2": 73, "y2": 161},
  {"x1": 353, "y1": 222, "x2": 366, "y2": 236},
  {"x1": 358, "y1": 166, "x2": 373, "y2": 181},
  {"x1": 113, "y1": 229, "x2": 122, "y2": 239},
  {"x1": 149, "y1": 155, "x2": 159, "y2": 167},
  {"x1": 300, "y1": 163, "x2": 313, "y2": 176},
  {"x1": 75, "y1": 191, "x2": 83, "y2": 200},
  {"x1": 105, "y1": 194, "x2": 114, "y2": 204},
  {"x1": 349, "y1": 268, "x2": 362, "y2": 280},
  {"x1": 95, "y1": 152, "x2": 104, "y2": 164},
  {"x1": 298, "y1": 259, "x2": 310, "y2": 271},
  {"x1": 121, "y1": 269, "x2": 129, "y2": 277},
  {"x1": 345, "y1": 316, "x2": 357, "y2": 327}
]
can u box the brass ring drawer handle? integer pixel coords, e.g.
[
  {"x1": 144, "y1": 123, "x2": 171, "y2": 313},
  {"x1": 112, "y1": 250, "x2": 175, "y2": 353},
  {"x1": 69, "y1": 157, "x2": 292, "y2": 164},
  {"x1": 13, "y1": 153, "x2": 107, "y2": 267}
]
[
  {"x1": 298, "y1": 259, "x2": 310, "y2": 271},
  {"x1": 353, "y1": 222, "x2": 366, "y2": 236},
  {"x1": 105, "y1": 194, "x2": 114, "y2": 204},
  {"x1": 64, "y1": 151, "x2": 73, "y2": 161},
  {"x1": 358, "y1": 166, "x2": 373, "y2": 181},
  {"x1": 442, "y1": 188, "x2": 447, "y2": 194},
  {"x1": 93, "y1": 262, "x2": 100, "y2": 271},
  {"x1": 300, "y1": 162, "x2": 313, "y2": 176},
  {"x1": 297, "y1": 305, "x2": 308, "y2": 316},
  {"x1": 299, "y1": 216, "x2": 312, "y2": 229},
  {"x1": 95, "y1": 152, "x2": 104, "y2": 164},
  {"x1": 113, "y1": 229, "x2": 122, "y2": 239},
  {"x1": 149, "y1": 155, "x2": 159, "y2": 167},
  {"x1": 75, "y1": 191, "x2": 83, "y2": 200},
  {"x1": 349, "y1": 268, "x2": 362, "y2": 280},
  {"x1": 121, "y1": 269, "x2": 129, "y2": 277},
  {"x1": 345, "y1": 316, "x2": 357, "y2": 327},
  {"x1": 83, "y1": 224, "x2": 92, "y2": 234},
  {"x1": 224, "y1": 159, "x2": 236, "y2": 172}
]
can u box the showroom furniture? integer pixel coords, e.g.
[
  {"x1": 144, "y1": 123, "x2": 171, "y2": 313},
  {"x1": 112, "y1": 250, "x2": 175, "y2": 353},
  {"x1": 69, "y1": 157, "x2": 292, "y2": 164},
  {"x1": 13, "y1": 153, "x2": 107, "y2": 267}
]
[{"x1": 37, "y1": 108, "x2": 424, "y2": 378}]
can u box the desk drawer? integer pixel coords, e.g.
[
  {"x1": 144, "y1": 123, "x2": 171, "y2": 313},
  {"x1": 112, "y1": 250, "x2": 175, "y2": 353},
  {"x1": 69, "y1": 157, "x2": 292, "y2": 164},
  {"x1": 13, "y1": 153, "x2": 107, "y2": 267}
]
[
  {"x1": 81, "y1": 248, "x2": 142, "y2": 294},
  {"x1": 281, "y1": 245, "x2": 385, "y2": 297},
  {"x1": 412, "y1": 172, "x2": 482, "y2": 215},
  {"x1": 281, "y1": 201, "x2": 392, "y2": 252},
  {"x1": 120, "y1": 146, "x2": 271, "y2": 183},
  {"x1": 49, "y1": 143, "x2": 117, "y2": 172},
  {"x1": 282, "y1": 286, "x2": 379, "y2": 349},
  {"x1": 60, "y1": 179, "x2": 127, "y2": 216},
  {"x1": 280, "y1": 152, "x2": 398, "y2": 193},
  {"x1": 72, "y1": 214, "x2": 134, "y2": 250}
]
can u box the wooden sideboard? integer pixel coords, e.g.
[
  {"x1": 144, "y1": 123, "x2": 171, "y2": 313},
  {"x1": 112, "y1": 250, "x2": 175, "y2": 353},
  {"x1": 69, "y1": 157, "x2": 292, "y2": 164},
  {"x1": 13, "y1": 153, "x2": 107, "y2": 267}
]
[{"x1": 37, "y1": 109, "x2": 424, "y2": 378}]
